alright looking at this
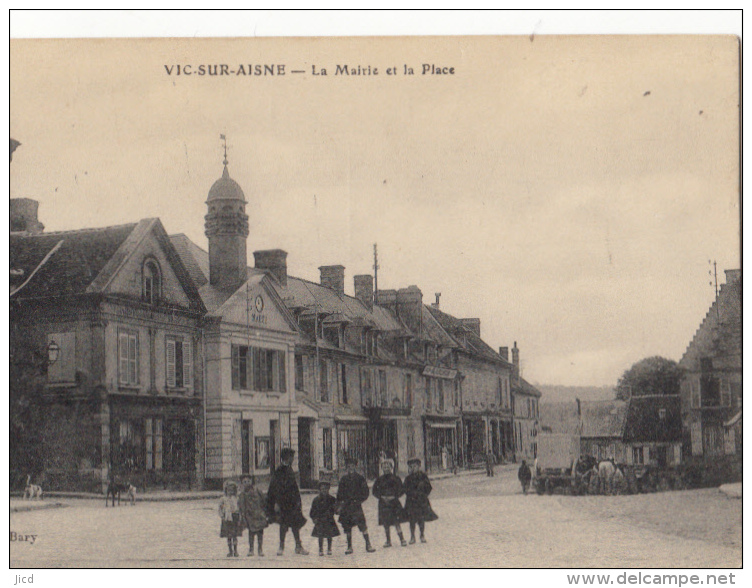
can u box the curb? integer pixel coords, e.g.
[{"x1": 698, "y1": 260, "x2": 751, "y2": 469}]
[{"x1": 10, "y1": 502, "x2": 68, "y2": 513}]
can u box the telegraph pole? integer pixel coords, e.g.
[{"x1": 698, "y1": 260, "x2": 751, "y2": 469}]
[{"x1": 373, "y1": 243, "x2": 379, "y2": 304}]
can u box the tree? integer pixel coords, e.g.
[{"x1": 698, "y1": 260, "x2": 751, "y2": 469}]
[{"x1": 615, "y1": 356, "x2": 683, "y2": 401}]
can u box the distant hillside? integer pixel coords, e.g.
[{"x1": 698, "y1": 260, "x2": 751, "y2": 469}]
[{"x1": 536, "y1": 384, "x2": 615, "y2": 404}]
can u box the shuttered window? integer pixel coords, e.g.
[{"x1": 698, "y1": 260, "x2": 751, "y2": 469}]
[
  {"x1": 166, "y1": 336, "x2": 192, "y2": 389},
  {"x1": 231, "y1": 344, "x2": 286, "y2": 392},
  {"x1": 118, "y1": 329, "x2": 139, "y2": 386}
]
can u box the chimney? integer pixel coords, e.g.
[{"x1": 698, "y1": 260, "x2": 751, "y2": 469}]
[
  {"x1": 10, "y1": 198, "x2": 44, "y2": 234},
  {"x1": 254, "y1": 249, "x2": 288, "y2": 287},
  {"x1": 354, "y1": 275, "x2": 374, "y2": 310},
  {"x1": 319, "y1": 265, "x2": 345, "y2": 295},
  {"x1": 724, "y1": 269, "x2": 741, "y2": 285},
  {"x1": 460, "y1": 318, "x2": 481, "y2": 337},
  {"x1": 512, "y1": 341, "x2": 520, "y2": 384},
  {"x1": 499, "y1": 346, "x2": 509, "y2": 361},
  {"x1": 396, "y1": 286, "x2": 423, "y2": 335},
  {"x1": 432, "y1": 293, "x2": 441, "y2": 308},
  {"x1": 375, "y1": 289, "x2": 397, "y2": 314}
]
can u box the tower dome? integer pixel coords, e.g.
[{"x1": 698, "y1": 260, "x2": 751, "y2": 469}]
[{"x1": 206, "y1": 164, "x2": 246, "y2": 203}]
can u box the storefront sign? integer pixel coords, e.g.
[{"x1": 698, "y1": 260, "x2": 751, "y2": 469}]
[{"x1": 423, "y1": 365, "x2": 457, "y2": 380}]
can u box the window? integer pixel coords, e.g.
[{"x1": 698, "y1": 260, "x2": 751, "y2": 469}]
[
  {"x1": 690, "y1": 379, "x2": 701, "y2": 409},
  {"x1": 166, "y1": 336, "x2": 191, "y2": 389},
  {"x1": 142, "y1": 259, "x2": 161, "y2": 304},
  {"x1": 497, "y1": 378, "x2": 503, "y2": 406},
  {"x1": 320, "y1": 359, "x2": 329, "y2": 402},
  {"x1": 231, "y1": 344, "x2": 286, "y2": 392},
  {"x1": 437, "y1": 379, "x2": 445, "y2": 411},
  {"x1": 454, "y1": 379, "x2": 460, "y2": 407},
  {"x1": 632, "y1": 446, "x2": 644, "y2": 465},
  {"x1": 404, "y1": 373, "x2": 413, "y2": 408},
  {"x1": 658, "y1": 408, "x2": 667, "y2": 420},
  {"x1": 340, "y1": 363, "x2": 348, "y2": 404},
  {"x1": 295, "y1": 355, "x2": 305, "y2": 391},
  {"x1": 145, "y1": 418, "x2": 163, "y2": 470},
  {"x1": 719, "y1": 379, "x2": 732, "y2": 407},
  {"x1": 360, "y1": 368, "x2": 373, "y2": 406},
  {"x1": 162, "y1": 419, "x2": 195, "y2": 472},
  {"x1": 323, "y1": 428, "x2": 333, "y2": 470},
  {"x1": 425, "y1": 378, "x2": 433, "y2": 410},
  {"x1": 118, "y1": 329, "x2": 139, "y2": 386},
  {"x1": 379, "y1": 370, "x2": 387, "y2": 407}
]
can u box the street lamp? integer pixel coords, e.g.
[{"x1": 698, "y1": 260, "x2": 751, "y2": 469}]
[{"x1": 47, "y1": 339, "x2": 60, "y2": 365}]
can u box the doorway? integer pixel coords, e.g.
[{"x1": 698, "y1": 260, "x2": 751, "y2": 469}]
[{"x1": 298, "y1": 418, "x2": 316, "y2": 489}]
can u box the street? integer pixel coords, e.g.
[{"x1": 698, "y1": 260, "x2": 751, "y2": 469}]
[{"x1": 10, "y1": 466, "x2": 741, "y2": 568}]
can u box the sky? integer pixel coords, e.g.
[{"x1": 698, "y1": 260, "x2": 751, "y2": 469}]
[{"x1": 9, "y1": 31, "x2": 740, "y2": 387}]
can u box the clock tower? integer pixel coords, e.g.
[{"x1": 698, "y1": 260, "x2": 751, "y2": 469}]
[{"x1": 204, "y1": 147, "x2": 249, "y2": 292}]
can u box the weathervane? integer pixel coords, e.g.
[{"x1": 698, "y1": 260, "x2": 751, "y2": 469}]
[{"x1": 220, "y1": 133, "x2": 228, "y2": 166}]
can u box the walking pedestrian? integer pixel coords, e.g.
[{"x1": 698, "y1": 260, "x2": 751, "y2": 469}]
[
  {"x1": 518, "y1": 460, "x2": 532, "y2": 495},
  {"x1": 372, "y1": 459, "x2": 407, "y2": 548},
  {"x1": 266, "y1": 447, "x2": 309, "y2": 556},
  {"x1": 239, "y1": 475, "x2": 268, "y2": 557},
  {"x1": 310, "y1": 477, "x2": 340, "y2": 556},
  {"x1": 485, "y1": 450, "x2": 495, "y2": 477},
  {"x1": 403, "y1": 458, "x2": 438, "y2": 544},
  {"x1": 218, "y1": 480, "x2": 241, "y2": 558},
  {"x1": 336, "y1": 456, "x2": 376, "y2": 555}
]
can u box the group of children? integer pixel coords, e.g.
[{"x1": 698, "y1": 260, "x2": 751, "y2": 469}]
[{"x1": 218, "y1": 450, "x2": 438, "y2": 558}]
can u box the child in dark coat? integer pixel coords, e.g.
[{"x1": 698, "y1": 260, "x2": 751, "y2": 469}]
[
  {"x1": 310, "y1": 479, "x2": 340, "y2": 556},
  {"x1": 218, "y1": 480, "x2": 241, "y2": 557},
  {"x1": 403, "y1": 458, "x2": 439, "y2": 544},
  {"x1": 372, "y1": 459, "x2": 407, "y2": 547},
  {"x1": 336, "y1": 456, "x2": 376, "y2": 555},
  {"x1": 239, "y1": 475, "x2": 268, "y2": 556},
  {"x1": 266, "y1": 448, "x2": 309, "y2": 556}
]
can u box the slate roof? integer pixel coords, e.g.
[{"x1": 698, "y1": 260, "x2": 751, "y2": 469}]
[
  {"x1": 11, "y1": 219, "x2": 205, "y2": 312},
  {"x1": 622, "y1": 395, "x2": 682, "y2": 443},
  {"x1": 10, "y1": 222, "x2": 139, "y2": 298},
  {"x1": 579, "y1": 400, "x2": 628, "y2": 438},
  {"x1": 425, "y1": 305, "x2": 510, "y2": 365},
  {"x1": 170, "y1": 233, "x2": 209, "y2": 287},
  {"x1": 513, "y1": 377, "x2": 542, "y2": 398}
]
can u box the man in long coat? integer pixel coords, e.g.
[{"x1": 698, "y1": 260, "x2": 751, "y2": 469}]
[
  {"x1": 266, "y1": 448, "x2": 309, "y2": 555},
  {"x1": 518, "y1": 459, "x2": 532, "y2": 495},
  {"x1": 336, "y1": 456, "x2": 376, "y2": 554}
]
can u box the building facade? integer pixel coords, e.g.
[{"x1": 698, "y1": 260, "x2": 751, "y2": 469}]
[
  {"x1": 679, "y1": 269, "x2": 742, "y2": 481},
  {"x1": 10, "y1": 205, "x2": 206, "y2": 492}
]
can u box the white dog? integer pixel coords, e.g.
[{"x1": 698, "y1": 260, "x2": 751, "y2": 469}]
[{"x1": 23, "y1": 475, "x2": 43, "y2": 501}]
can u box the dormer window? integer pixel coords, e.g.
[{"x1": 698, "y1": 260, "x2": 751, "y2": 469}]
[
  {"x1": 142, "y1": 259, "x2": 161, "y2": 304},
  {"x1": 658, "y1": 408, "x2": 667, "y2": 420}
]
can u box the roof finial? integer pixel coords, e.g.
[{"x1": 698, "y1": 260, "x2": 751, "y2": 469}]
[{"x1": 220, "y1": 133, "x2": 228, "y2": 166}]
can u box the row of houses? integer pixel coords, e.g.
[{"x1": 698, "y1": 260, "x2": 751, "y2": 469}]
[
  {"x1": 10, "y1": 157, "x2": 541, "y2": 492},
  {"x1": 539, "y1": 268, "x2": 741, "y2": 483}
]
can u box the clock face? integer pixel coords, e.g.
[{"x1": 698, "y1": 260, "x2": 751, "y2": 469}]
[{"x1": 254, "y1": 295, "x2": 264, "y2": 313}]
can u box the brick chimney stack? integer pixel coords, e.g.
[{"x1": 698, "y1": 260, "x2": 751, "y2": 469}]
[
  {"x1": 254, "y1": 249, "x2": 288, "y2": 287},
  {"x1": 396, "y1": 286, "x2": 423, "y2": 335},
  {"x1": 320, "y1": 265, "x2": 345, "y2": 295},
  {"x1": 499, "y1": 346, "x2": 509, "y2": 361},
  {"x1": 512, "y1": 341, "x2": 520, "y2": 384},
  {"x1": 376, "y1": 289, "x2": 397, "y2": 314},
  {"x1": 10, "y1": 198, "x2": 45, "y2": 234},
  {"x1": 354, "y1": 275, "x2": 374, "y2": 310},
  {"x1": 460, "y1": 318, "x2": 481, "y2": 337}
]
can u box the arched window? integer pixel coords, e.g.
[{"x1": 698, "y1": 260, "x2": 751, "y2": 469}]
[{"x1": 142, "y1": 259, "x2": 161, "y2": 304}]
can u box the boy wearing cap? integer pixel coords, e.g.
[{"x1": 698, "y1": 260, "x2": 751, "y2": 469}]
[
  {"x1": 336, "y1": 457, "x2": 376, "y2": 554},
  {"x1": 404, "y1": 458, "x2": 439, "y2": 544},
  {"x1": 266, "y1": 447, "x2": 309, "y2": 556},
  {"x1": 310, "y1": 477, "x2": 340, "y2": 556},
  {"x1": 372, "y1": 459, "x2": 407, "y2": 547}
]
